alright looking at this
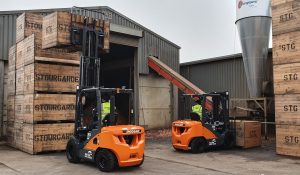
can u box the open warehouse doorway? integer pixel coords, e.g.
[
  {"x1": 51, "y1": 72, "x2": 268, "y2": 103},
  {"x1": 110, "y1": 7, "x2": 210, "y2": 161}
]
[{"x1": 100, "y1": 44, "x2": 136, "y2": 125}]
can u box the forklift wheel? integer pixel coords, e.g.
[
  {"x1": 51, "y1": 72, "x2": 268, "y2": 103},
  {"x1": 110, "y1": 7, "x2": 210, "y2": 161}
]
[
  {"x1": 66, "y1": 139, "x2": 80, "y2": 163},
  {"x1": 95, "y1": 149, "x2": 117, "y2": 172},
  {"x1": 224, "y1": 133, "x2": 235, "y2": 149},
  {"x1": 190, "y1": 138, "x2": 206, "y2": 153}
]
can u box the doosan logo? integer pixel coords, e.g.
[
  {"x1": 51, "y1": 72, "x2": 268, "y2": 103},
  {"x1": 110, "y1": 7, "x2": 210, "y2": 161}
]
[{"x1": 238, "y1": 0, "x2": 258, "y2": 9}]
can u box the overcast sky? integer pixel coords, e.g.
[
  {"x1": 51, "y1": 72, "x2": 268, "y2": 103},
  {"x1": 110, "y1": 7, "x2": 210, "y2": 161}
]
[{"x1": 1, "y1": 0, "x2": 246, "y2": 63}]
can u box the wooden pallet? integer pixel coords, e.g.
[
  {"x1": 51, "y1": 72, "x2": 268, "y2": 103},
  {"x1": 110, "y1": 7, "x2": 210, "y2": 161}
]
[
  {"x1": 42, "y1": 11, "x2": 110, "y2": 51},
  {"x1": 23, "y1": 62, "x2": 79, "y2": 94},
  {"x1": 273, "y1": 62, "x2": 300, "y2": 94},
  {"x1": 272, "y1": 1, "x2": 300, "y2": 36},
  {"x1": 276, "y1": 124, "x2": 300, "y2": 157},
  {"x1": 273, "y1": 31, "x2": 300, "y2": 65}
]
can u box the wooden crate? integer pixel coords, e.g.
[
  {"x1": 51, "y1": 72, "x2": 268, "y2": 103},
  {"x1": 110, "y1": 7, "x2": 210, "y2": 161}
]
[
  {"x1": 272, "y1": 0, "x2": 295, "y2": 6},
  {"x1": 7, "y1": 70, "x2": 15, "y2": 96},
  {"x1": 273, "y1": 31, "x2": 300, "y2": 65},
  {"x1": 22, "y1": 123, "x2": 74, "y2": 154},
  {"x1": 276, "y1": 124, "x2": 300, "y2": 157},
  {"x1": 42, "y1": 11, "x2": 110, "y2": 50},
  {"x1": 23, "y1": 94, "x2": 76, "y2": 123},
  {"x1": 235, "y1": 120, "x2": 262, "y2": 148},
  {"x1": 24, "y1": 63, "x2": 79, "y2": 94},
  {"x1": 23, "y1": 34, "x2": 80, "y2": 66},
  {"x1": 16, "y1": 40, "x2": 24, "y2": 69},
  {"x1": 6, "y1": 121, "x2": 15, "y2": 147},
  {"x1": 8, "y1": 45, "x2": 16, "y2": 72},
  {"x1": 273, "y1": 62, "x2": 300, "y2": 94},
  {"x1": 14, "y1": 121, "x2": 23, "y2": 149},
  {"x1": 272, "y1": 1, "x2": 300, "y2": 36},
  {"x1": 16, "y1": 12, "x2": 43, "y2": 44},
  {"x1": 16, "y1": 68, "x2": 24, "y2": 95},
  {"x1": 14, "y1": 95, "x2": 24, "y2": 123},
  {"x1": 275, "y1": 94, "x2": 300, "y2": 125},
  {"x1": 7, "y1": 95, "x2": 15, "y2": 122}
]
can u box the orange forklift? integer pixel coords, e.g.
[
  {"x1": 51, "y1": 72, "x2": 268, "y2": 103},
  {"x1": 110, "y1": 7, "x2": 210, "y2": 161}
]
[
  {"x1": 66, "y1": 7, "x2": 144, "y2": 172},
  {"x1": 148, "y1": 56, "x2": 235, "y2": 153},
  {"x1": 172, "y1": 92, "x2": 235, "y2": 153}
]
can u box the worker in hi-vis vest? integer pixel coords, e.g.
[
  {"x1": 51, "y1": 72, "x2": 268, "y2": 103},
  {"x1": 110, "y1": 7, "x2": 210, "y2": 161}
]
[
  {"x1": 192, "y1": 103, "x2": 202, "y2": 121},
  {"x1": 102, "y1": 100, "x2": 111, "y2": 118}
]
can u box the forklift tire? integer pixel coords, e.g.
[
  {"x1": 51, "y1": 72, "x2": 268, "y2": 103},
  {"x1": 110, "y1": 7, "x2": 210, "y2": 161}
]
[
  {"x1": 224, "y1": 133, "x2": 235, "y2": 149},
  {"x1": 66, "y1": 139, "x2": 80, "y2": 163},
  {"x1": 95, "y1": 149, "x2": 117, "y2": 172},
  {"x1": 190, "y1": 138, "x2": 206, "y2": 154}
]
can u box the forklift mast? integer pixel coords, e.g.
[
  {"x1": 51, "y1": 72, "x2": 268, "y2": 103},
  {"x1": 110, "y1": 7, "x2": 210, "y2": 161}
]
[{"x1": 71, "y1": 6, "x2": 105, "y2": 89}]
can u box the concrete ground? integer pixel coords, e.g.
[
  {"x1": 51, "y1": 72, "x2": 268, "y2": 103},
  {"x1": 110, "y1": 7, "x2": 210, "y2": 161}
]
[{"x1": 0, "y1": 138, "x2": 300, "y2": 175}]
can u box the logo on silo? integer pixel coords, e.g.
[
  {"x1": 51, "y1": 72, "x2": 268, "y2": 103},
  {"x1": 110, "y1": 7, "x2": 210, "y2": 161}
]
[{"x1": 238, "y1": 0, "x2": 258, "y2": 9}]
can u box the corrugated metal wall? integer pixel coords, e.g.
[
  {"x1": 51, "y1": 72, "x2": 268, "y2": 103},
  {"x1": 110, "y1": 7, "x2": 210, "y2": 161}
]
[
  {"x1": 179, "y1": 52, "x2": 273, "y2": 119},
  {"x1": 181, "y1": 56, "x2": 250, "y2": 98},
  {"x1": 0, "y1": 15, "x2": 17, "y2": 60},
  {"x1": 0, "y1": 6, "x2": 180, "y2": 74}
]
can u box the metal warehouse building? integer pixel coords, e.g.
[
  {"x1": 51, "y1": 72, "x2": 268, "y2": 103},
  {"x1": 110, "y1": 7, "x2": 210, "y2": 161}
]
[
  {"x1": 0, "y1": 6, "x2": 180, "y2": 137},
  {"x1": 179, "y1": 51, "x2": 274, "y2": 119}
]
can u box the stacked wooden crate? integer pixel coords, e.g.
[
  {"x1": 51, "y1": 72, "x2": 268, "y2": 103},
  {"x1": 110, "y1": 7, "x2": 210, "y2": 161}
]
[
  {"x1": 8, "y1": 12, "x2": 80, "y2": 154},
  {"x1": 273, "y1": 0, "x2": 300, "y2": 157}
]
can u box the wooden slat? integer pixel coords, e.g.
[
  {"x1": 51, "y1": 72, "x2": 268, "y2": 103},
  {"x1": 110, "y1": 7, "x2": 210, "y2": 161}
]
[
  {"x1": 273, "y1": 62, "x2": 300, "y2": 94},
  {"x1": 34, "y1": 57, "x2": 80, "y2": 65},
  {"x1": 7, "y1": 70, "x2": 15, "y2": 96},
  {"x1": 16, "y1": 68, "x2": 24, "y2": 95},
  {"x1": 14, "y1": 121, "x2": 23, "y2": 149},
  {"x1": 275, "y1": 94, "x2": 300, "y2": 125},
  {"x1": 16, "y1": 40, "x2": 24, "y2": 69},
  {"x1": 7, "y1": 95, "x2": 15, "y2": 122},
  {"x1": 8, "y1": 45, "x2": 16, "y2": 72},
  {"x1": 24, "y1": 63, "x2": 79, "y2": 94},
  {"x1": 23, "y1": 94, "x2": 76, "y2": 123},
  {"x1": 276, "y1": 124, "x2": 300, "y2": 157},
  {"x1": 272, "y1": 1, "x2": 300, "y2": 36},
  {"x1": 6, "y1": 121, "x2": 15, "y2": 147},
  {"x1": 273, "y1": 31, "x2": 300, "y2": 65},
  {"x1": 103, "y1": 20, "x2": 110, "y2": 50},
  {"x1": 14, "y1": 95, "x2": 24, "y2": 123}
]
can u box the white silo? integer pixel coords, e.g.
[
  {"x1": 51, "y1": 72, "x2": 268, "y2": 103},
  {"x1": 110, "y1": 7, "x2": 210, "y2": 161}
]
[{"x1": 236, "y1": 0, "x2": 271, "y2": 97}]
